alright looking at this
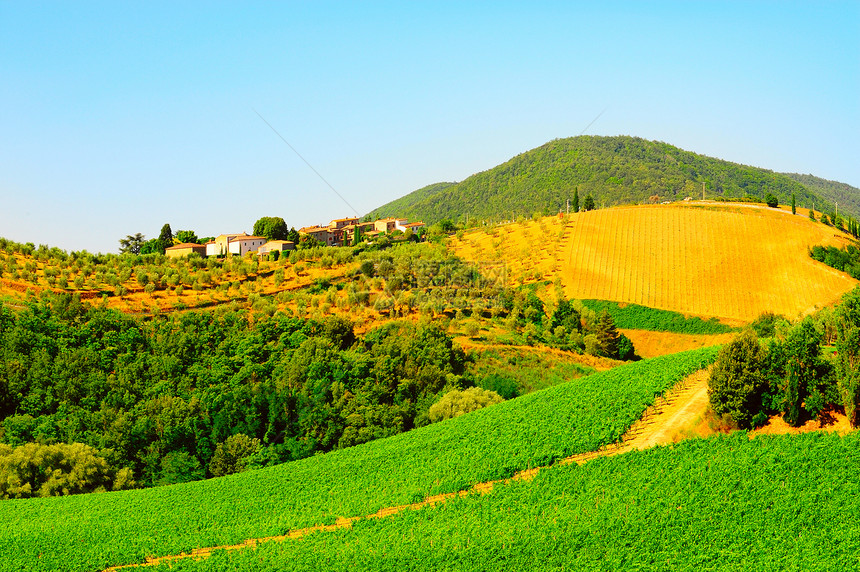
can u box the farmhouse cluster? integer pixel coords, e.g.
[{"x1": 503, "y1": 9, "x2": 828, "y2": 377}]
[
  {"x1": 299, "y1": 216, "x2": 425, "y2": 247},
  {"x1": 164, "y1": 216, "x2": 424, "y2": 259}
]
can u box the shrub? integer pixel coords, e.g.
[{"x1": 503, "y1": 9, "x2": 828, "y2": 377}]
[
  {"x1": 209, "y1": 434, "x2": 262, "y2": 478},
  {"x1": 428, "y1": 387, "x2": 504, "y2": 423},
  {"x1": 0, "y1": 442, "x2": 134, "y2": 499},
  {"x1": 479, "y1": 373, "x2": 519, "y2": 400}
]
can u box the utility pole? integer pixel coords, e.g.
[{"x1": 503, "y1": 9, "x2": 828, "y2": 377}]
[{"x1": 566, "y1": 199, "x2": 570, "y2": 215}]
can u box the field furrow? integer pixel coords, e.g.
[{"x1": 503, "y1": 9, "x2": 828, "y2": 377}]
[{"x1": 556, "y1": 204, "x2": 857, "y2": 322}]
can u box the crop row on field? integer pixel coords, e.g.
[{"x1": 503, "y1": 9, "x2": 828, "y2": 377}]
[
  {"x1": 1, "y1": 347, "x2": 719, "y2": 572},
  {"x1": 148, "y1": 432, "x2": 860, "y2": 572},
  {"x1": 562, "y1": 205, "x2": 857, "y2": 322}
]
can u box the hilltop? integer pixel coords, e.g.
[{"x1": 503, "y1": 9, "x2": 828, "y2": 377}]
[{"x1": 371, "y1": 135, "x2": 858, "y2": 223}]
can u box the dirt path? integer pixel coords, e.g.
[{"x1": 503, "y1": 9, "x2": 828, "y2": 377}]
[{"x1": 104, "y1": 367, "x2": 713, "y2": 571}]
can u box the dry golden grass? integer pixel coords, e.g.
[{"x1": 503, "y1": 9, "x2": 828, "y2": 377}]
[
  {"x1": 451, "y1": 203, "x2": 858, "y2": 323},
  {"x1": 449, "y1": 214, "x2": 570, "y2": 286},
  {"x1": 618, "y1": 328, "x2": 736, "y2": 359}
]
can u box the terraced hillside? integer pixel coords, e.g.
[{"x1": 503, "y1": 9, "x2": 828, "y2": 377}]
[{"x1": 451, "y1": 202, "x2": 857, "y2": 323}]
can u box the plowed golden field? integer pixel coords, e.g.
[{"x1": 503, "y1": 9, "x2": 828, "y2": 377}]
[{"x1": 452, "y1": 203, "x2": 857, "y2": 322}]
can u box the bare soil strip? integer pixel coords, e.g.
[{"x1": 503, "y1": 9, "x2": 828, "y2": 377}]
[{"x1": 103, "y1": 367, "x2": 715, "y2": 571}]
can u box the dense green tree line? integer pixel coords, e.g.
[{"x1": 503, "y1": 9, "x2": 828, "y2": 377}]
[
  {"x1": 810, "y1": 244, "x2": 860, "y2": 280},
  {"x1": 372, "y1": 136, "x2": 841, "y2": 224},
  {"x1": 708, "y1": 286, "x2": 860, "y2": 428},
  {"x1": 509, "y1": 289, "x2": 635, "y2": 360},
  {"x1": 0, "y1": 293, "x2": 472, "y2": 495}
]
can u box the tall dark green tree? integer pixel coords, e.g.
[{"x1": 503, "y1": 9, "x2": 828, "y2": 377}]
[
  {"x1": 708, "y1": 330, "x2": 768, "y2": 429},
  {"x1": 782, "y1": 317, "x2": 824, "y2": 426},
  {"x1": 595, "y1": 309, "x2": 620, "y2": 359},
  {"x1": 253, "y1": 217, "x2": 289, "y2": 241},
  {"x1": 572, "y1": 189, "x2": 580, "y2": 213},
  {"x1": 791, "y1": 194, "x2": 796, "y2": 215},
  {"x1": 158, "y1": 224, "x2": 173, "y2": 253},
  {"x1": 583, "y1": 194, "x2": 595, "y2": 211},
  {"x1": 836, "y1": 287, "x2": 860, "y2": 426}
]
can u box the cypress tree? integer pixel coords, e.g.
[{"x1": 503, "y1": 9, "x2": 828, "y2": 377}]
[
  {"x1": 783, "y1": 317, "x2": 823, "y2": 427},
  {"x1": 791, "y1": 194, "x2": 796, "y2": 215},
  {"x1": 595, "y1": 309, "x2": 620, "y2": 359},
  {"x1": 157, "y1": 224, "x2": 173, "y2": 254},
  {"x1": 572, "y1": 189, "x2": 580, "y2": 213},
  {"x1": 583, "y1": 194, "x2": 595, "y2": 212}
]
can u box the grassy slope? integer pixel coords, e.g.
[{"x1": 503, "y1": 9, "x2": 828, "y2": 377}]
[
  {"x1": 1, "y1": 348, "x2": 718, "y2": 572},
  {"x1": 372, "y1": 135, "x2": 847, "y2": 223},
  {"x1": 154, "y1": 432, "x2": 860, "y2": 572},
  {"x1": 579, "y1": 299, "x2": 737, "y2": 334}
]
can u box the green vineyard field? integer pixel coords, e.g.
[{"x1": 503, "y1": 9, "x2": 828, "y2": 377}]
[
  {"x1": 1, "y1": 347, "x2": 718, "y2": 571},
  {"x1": 152, "y1": 432, "x2": 860, "y2": 572}
]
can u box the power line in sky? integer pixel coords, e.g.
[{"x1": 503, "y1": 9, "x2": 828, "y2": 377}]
[
  {"x1": 579, "y1": 108, "x2": 608, "y2": 136},
  {"x1": 253, "y1": 109, "x2": 360, "y2": 217}
]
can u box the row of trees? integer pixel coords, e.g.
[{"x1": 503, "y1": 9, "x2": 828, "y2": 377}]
[
  {"x1": 708, "y1": 286, "x2": 860, "y2": 428},
  {"x1": 119, "y1": 224, "x2": 215, "y2": 255},
  {"x1": 810, "y1": 244, "x2": 860, "y2": 280},
  {"x1": 118, "y1": 217, "x2": 304, "y2": 256}
]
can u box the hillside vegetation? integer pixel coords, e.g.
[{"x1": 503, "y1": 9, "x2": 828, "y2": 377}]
[
  {"x1": 0, "y1": 348, "x2": 718, "y2": 571},
  {"x1": 782, "y1": 172, "x2": 860, "y2": 221},
  {"x1": 450, "y1": 203, "x2": 858, "y2": 323},
  {"x1": 140, "y1": 432, "x2": 860, "y2": 572},
  {"x1": 372, "y1": 136, "x2": 853, "y2": 223}
]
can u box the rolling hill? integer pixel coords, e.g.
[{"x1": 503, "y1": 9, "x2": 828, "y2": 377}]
[
  {"x1": 449, "y1": 202, "x2": 858, "y2": 322},
  {"x1": 2, "y1": 187, "x2": 860, "y2": 570},
  {"x1": 2, "y1": 349, "x2": 718, "y2": 571},
  {"x1": 371, "y1": 135, "x2": 858, "y2": 223}
]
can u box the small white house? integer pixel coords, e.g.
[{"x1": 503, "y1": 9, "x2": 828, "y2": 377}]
[
  {"x1": 227, "y1": 235, "x2": 267, "y2": 256},
  {"x1": 396, "y1": 221, "x2": 425, "y2": 233}
]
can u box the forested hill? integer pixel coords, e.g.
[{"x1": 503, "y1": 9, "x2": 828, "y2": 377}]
[
  {"x1": 368, "y1": 182, "x2": 456, "y2": 221},
  {"x1": 781, "y1": 172, "x2": 860, "y2": 220},
  {"x1": 371, "y1": 136, "x2": 854, "y2": 223}
]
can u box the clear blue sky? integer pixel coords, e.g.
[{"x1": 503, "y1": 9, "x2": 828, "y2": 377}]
[{"x1": 2, "y1": 1, "x2": 858, "y2": 253}]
